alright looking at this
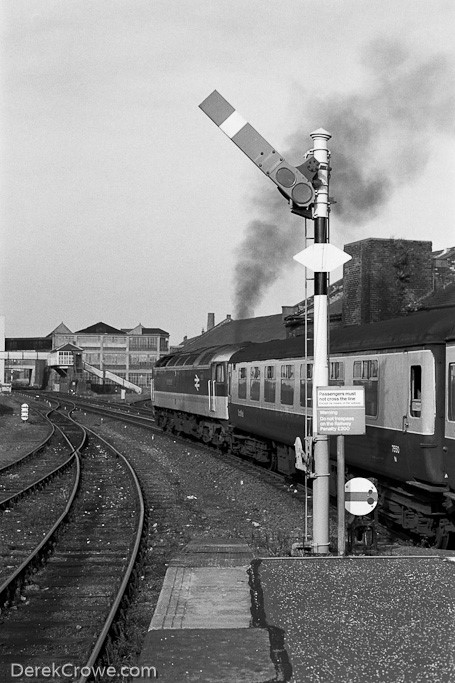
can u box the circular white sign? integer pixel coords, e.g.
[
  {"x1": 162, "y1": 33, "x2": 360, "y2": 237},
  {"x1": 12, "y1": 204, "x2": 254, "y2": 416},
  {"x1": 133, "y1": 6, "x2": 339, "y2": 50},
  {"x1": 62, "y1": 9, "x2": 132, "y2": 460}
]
[{"x1": 345, "y1": 477, "x2": 378, "y2": 516}]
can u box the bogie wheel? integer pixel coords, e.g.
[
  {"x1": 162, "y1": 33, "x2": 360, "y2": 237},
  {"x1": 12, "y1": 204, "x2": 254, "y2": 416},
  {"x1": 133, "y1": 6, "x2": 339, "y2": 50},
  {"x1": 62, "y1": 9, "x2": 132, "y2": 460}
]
[
  {"x1": 268, "y1": 451, "x2": 278, "y2": 473},
  {"x1": 363, "y1": 526, "x2": 377, "y2": 549},
  {"x1": 434, "y1": 523, "x2": 455, "y2": 550}
]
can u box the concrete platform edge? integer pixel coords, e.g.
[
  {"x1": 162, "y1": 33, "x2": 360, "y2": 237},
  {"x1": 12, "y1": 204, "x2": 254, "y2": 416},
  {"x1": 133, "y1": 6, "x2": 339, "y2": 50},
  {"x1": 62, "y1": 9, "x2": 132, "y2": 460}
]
[{"x1": 137, "y1": 540, "x2": 284, "y2": 682}]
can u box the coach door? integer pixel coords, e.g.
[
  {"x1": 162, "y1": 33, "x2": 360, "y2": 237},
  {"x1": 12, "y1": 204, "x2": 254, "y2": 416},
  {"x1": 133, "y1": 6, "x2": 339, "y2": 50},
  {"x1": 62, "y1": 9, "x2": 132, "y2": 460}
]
[
  {"x1": 209, "y1": 362, "x2": 226, "y2": 412},
  {"x1": 404, "y1": 350, "x2": 434, "y2": 436},
  {"x1": 446, "y1": 344, "x2": 455, "y2": 441}
]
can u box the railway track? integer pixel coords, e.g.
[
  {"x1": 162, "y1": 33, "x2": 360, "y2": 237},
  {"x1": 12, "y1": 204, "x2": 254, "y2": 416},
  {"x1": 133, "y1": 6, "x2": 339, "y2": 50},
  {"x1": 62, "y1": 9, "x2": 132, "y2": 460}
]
[
  {"x1": 0, "y1": 403, "x2": 146, "y2": 683},
  {"x1": 0, "y1": 404, "x2": 55, "y2": 478},
  {"x1": 28, "y1": 394, "x2": 422, "y2": 553},
  {"x1": 0, "y1": 408, "x2": 79, "y2": 511},
  {"x1": 49, "y1": 394, "x2": 405, "y2": 552}
]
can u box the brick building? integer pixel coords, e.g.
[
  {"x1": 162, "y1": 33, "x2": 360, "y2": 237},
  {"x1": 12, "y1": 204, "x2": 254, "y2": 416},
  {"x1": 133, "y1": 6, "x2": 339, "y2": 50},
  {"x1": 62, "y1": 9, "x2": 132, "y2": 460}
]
[{"x1": 342, "y1": 238, "x2": 434, "y2": 326}]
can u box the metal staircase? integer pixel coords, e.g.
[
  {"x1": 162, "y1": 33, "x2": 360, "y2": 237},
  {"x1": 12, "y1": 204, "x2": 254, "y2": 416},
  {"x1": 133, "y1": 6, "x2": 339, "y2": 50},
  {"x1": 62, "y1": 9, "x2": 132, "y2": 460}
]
[{"x1": 83, "y1": 362, "x2": 142, "y2": 394}]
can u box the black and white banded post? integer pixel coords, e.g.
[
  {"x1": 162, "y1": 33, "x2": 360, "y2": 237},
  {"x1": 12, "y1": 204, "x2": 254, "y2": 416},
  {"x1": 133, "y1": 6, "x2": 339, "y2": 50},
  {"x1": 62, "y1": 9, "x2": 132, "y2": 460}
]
[
  {"x1": 293, "y1": 135, "x2": 351, "y2": 554},
  {"x1": 311, "y1": 129, "x2": 331, "y2": 555}
]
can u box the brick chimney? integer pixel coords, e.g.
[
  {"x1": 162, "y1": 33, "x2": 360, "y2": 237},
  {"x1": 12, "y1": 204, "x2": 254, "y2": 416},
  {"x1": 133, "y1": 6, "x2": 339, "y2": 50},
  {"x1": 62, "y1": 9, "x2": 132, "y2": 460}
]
[
  {"x1": 207, "y1": 313, "x2": 215, "y2": 330},
  {"x1": 342, "y1": 238, "x2": 433, "y2": 326}
]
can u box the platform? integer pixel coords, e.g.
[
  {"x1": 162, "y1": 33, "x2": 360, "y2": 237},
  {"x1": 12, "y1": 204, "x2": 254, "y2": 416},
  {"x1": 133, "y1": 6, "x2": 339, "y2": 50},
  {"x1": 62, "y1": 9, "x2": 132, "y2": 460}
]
[
  {"x1": 257, "y1": 554, "x2": 455, "y2": 682},
  {"x1": 137, "y1": 539, "x2": 277, "y2": 682}
]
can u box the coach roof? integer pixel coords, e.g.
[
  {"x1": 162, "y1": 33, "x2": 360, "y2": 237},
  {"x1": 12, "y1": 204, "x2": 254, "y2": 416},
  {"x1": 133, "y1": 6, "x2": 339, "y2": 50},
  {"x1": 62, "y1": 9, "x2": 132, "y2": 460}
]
[{"x1": 230, "y1": 306, "x2": 455, "y2": 364}]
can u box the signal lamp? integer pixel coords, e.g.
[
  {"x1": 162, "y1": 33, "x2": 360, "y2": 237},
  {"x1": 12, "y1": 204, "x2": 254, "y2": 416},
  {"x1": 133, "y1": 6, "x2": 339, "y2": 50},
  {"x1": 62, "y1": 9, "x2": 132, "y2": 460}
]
[
  {"x1": 292, "y1": 182, "x2": 314, "y2": 206},
  {"x1": 275, "y1": 167, "x2": 296, "y2": 188}
]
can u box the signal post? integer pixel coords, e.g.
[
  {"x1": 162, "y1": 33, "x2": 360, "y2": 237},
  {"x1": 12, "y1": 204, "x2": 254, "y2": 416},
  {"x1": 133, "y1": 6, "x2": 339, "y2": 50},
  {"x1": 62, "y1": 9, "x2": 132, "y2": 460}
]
[
  {"x1": 310, "y1": 129, "x2": 331, "y2": 554},
  {"x1": 199, "y1": 91, "x2": 351, "y2": 554}
]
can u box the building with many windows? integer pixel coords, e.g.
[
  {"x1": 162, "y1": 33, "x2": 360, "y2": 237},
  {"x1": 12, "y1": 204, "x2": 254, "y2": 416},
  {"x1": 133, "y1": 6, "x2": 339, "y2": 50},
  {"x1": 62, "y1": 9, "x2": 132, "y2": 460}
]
[
  {"x1": 51, "y1": 321, "x2": 169, "y2": 392},
  {"x1": 1, "y1": 320, "x2": 169, "y2": 393}
]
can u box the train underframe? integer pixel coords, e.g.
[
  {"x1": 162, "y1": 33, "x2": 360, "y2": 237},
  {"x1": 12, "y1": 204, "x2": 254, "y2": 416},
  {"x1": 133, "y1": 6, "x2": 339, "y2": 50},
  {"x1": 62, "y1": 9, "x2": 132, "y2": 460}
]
[{"x1": 154, "y1": 406, "x2": 455, "y2": 549}]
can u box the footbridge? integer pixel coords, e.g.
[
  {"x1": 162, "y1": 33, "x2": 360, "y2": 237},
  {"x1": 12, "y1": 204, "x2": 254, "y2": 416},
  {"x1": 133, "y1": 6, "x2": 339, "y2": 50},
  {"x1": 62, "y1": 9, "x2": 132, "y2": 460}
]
[{"x1": 83, "y1": 362, "x2": 142, "y2": 394}]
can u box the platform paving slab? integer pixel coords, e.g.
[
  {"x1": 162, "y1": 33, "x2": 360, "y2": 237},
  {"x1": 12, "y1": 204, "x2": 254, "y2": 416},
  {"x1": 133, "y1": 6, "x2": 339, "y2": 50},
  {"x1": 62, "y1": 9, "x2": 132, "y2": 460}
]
[
  {"x1": 149, "y1": 566, "x2": 252, "y2": 629},
  {"x1": 257, "y1": 555, "x2": 455, "y2": 683},
  {"x1": 138, "y1": 538, "x2": 276, "y2": 682},
  {"x1": 138, "y1": 628, "x2": 276, "y2": 682}
]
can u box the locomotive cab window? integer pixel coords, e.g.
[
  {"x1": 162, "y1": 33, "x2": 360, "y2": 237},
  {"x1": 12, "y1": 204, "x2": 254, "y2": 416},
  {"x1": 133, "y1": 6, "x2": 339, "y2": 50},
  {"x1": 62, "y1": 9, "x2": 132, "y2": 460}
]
[
  {"x1": 214, "y1": 363, "x2": 225, "y2": 383},
  {"x1": 449, "y1": 363, "x2": 455, "y2": 422},
  {"x1": 264, "y1": 365, "x2": 276, "y2": 403},
  {"x1": 410, "y1": 365, "x2": 422, "y2": 417},
  {"x1": 353, "y1": 359, "x2": 378, "y2": 416},
  {"x1": 173, "y1": 354, "x2": 189, "y2": 366},
  {"x1": 183, "y1": 354, "x2": 199, "y2": 366}
]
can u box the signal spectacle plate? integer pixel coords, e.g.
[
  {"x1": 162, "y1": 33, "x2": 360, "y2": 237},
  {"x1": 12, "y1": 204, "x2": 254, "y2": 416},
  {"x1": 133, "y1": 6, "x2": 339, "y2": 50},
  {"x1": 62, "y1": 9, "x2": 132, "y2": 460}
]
[
  {"x1": 292, "y1": 182, "x2": 313, "y2": 206},
  {"x1": 275, "y1": 167, "x2": 296, "y2": 187}
]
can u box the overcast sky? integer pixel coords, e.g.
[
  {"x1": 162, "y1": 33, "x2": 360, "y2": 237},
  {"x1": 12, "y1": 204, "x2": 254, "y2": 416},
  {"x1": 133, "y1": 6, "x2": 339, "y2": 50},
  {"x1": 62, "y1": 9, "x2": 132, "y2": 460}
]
[{"x1": 1, "y1": 0, "x2": 454, "y2": 344}]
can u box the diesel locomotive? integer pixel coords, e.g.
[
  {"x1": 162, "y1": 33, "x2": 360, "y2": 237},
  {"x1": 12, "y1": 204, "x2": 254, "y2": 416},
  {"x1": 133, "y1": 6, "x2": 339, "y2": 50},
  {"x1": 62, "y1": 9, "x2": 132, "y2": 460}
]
[{"x1": 152, "y1": 305, "x2": 455, "y2": 547}]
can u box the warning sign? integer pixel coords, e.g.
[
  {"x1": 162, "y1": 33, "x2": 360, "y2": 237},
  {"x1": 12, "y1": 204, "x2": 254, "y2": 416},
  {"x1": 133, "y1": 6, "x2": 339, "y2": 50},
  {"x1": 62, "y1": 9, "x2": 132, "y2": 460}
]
[
  {"x1": 316, "y1": 386, "x2": 366, "y2": 435},
  {"x1": 345, "y1": 477, "x2": 378, "y2": 515}
]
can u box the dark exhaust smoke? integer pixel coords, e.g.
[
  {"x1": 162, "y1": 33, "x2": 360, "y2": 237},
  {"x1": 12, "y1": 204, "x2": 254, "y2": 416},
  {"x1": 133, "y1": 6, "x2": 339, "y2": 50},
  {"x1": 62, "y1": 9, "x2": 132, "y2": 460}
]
[{"x1": 233, "y1": 38, "x2": 455, "y2": 319}]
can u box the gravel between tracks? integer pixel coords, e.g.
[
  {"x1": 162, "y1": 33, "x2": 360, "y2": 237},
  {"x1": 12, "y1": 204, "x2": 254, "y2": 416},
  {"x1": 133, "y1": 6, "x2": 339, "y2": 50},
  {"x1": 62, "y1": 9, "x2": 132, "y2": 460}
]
[{"x1": 0, "y1": 398, "x2": 51, "y2": 467}]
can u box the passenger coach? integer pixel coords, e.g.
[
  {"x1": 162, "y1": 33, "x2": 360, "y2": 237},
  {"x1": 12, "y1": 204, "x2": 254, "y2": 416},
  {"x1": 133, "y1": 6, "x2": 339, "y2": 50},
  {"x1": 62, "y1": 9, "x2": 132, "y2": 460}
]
[{"x1": 152, "y1": 307, "x2": 455, "y2": 545}]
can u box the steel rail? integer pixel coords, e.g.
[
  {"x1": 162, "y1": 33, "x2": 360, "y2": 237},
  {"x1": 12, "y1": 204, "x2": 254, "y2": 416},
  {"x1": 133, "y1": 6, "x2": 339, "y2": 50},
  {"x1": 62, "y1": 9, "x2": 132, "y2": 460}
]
[
  {"x1": 0, "y1": 451, "x2": 78, "y2": 511},
  {"x1": 65, "y1": 398, "x2": 157, "y2": 430},
  {"x1": 0, "y1": 414, "x2": 83, "y2": 609},
  {"x1": 1, "y1": 402, "x2": 145, "y2": 676},
  {"x1": 0, "y1": 405, "x2": 55, "y2": 475},
  {"x1": 0, "y1": 402, "x2": 85, "y2": 510},
  {"x1": 69, "y1": 413, "x2": 146, "y2": 683}
]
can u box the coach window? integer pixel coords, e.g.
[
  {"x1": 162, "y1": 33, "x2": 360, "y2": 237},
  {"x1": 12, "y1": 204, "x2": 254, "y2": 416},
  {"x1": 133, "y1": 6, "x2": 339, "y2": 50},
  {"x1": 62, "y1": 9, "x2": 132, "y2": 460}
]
[
  {"x1": 264, "y1": 365, "x2": 276, "y2": 403},
  {"x1": 353, "y1": 359, "x2": 378, "y2": 416},
  {"x1": 238, "y1": 367, "x2": 247, "y2": 399},
  {"x1": 329, "y1": 361, "x2": 344, "y2": 386},
  {"x1": 449, "y1": 364, "x2": 455, "y2": 421},
  {"x1": 410, "y1": 365, "x2": 422, "y2": 417},
  {"x1": 300, "y1": 363, "x2": 313, "y2": 408},
  {"x1": 250, "y1": 366, "x2": 260, "y2": 401},
  {"x1": 281, "y1": 365, "x2": 295, "y2": 406}
]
